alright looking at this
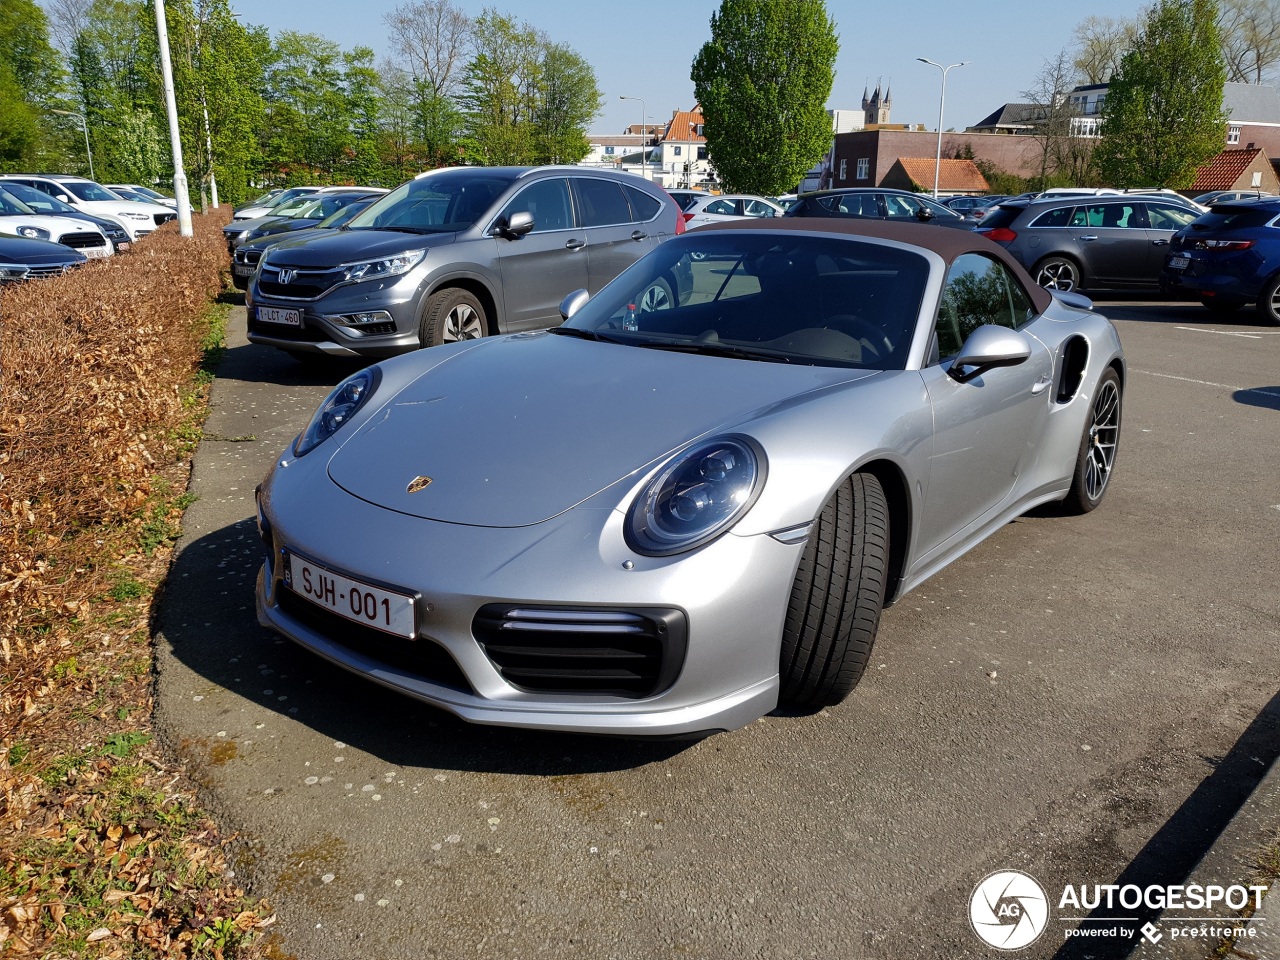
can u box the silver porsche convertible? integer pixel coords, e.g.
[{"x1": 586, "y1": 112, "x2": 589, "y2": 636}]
[{"x1": 254, "y1": 219, "x2": 1124, "y2": 737}]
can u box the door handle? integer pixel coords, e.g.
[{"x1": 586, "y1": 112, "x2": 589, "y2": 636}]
[
  {"x1": 1031, "y1": 375, "x2": 1053, "y2": 396},
  {"x1": 631, "y1": 230, "x2": 648, "y2": 241},
  {"x1": 565, "y1": 238, "x2": 586, "y2": 250},
  {"x1": 1079, "y1": 235, "x2": 1099, "y2": 241},
  {"x1": 1151, "y1": 239, "x2": 1169, "y2": 245}
]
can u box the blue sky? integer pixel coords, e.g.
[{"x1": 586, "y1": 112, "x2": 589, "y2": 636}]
[{"x1": 241, "y1": 0, "x2": 1145, "y2": 134}]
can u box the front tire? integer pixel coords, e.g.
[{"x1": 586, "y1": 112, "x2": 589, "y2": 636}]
[
  {"x1": 1257, "y1": 275, "x2": 1280, "y2": 325},
  {"x1": 419, "y1": 288, "x2": 487, "y2": 348},
  {"x1": 779, "y1": 473, "x2": 890, "y2": 709},
  {"x1": 1062, "y1": 367, "x2": 1122, "y2": 514},
  {"x1": 1034, "y1": 256, "x2": 1083, "y2": 293}
]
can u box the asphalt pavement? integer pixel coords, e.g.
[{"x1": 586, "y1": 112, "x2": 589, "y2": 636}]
[{"x1": 153, "y1": 296, "x2": 1279, "y2": 959}]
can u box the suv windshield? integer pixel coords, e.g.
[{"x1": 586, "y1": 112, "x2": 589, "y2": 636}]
[
  {"x1": 559, "y1": 233, "x2": 928, "y2": 370},
  {"x1": 347, "y1": 170, "x2": 518, "y2": 234},
  {"x1": 61, "y1": 181, "x2": 125, "y2": 202},
  {"x1": 0, "y1": 188, "x2": 38, "y2": 216}
]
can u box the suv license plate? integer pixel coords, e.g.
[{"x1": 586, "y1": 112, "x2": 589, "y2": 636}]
[
  {"x1": 258, "y1": 306, "x2": 301, "y2": 326},
  {"x1": 286, "y1": 553, "x2": 416, "y2": 638},
  {"x1": 1167, "y1": 256, "x2": 1190, "y2": 270}
]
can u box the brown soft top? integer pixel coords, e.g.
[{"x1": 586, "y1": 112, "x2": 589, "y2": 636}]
[{"x1": 692, "y1": 217, "x2": 1053, "y2": 315}]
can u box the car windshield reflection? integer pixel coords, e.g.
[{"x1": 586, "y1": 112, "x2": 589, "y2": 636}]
[
  {"x1": 557, "y1": 233, "x2": 929, "y2": 370},
  {"x1": 346, "y1": 170, "x2": 518, "y2": 234}
]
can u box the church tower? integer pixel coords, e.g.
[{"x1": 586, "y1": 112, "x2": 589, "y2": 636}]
[{"x1": 862, "y1": 80, "x2": 892, "y2": 127}]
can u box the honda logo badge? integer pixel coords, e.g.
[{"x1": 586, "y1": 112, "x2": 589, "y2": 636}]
[{"x1": 279, "y1": 268, "x2": 296, "y2": 284}]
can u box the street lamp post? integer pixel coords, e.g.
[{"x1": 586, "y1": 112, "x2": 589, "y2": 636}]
[
  {"x1": 619, "y1": 95, "x2": 648, "y2": 179},
  {"x1": 916, "y1": 58, "x2": 970, "y2": 199},
  {"x1": 154, "y1": 0, "x2": 193, "y2": 237},
  {"x1": 51, "y1": 109, "x2": 94, "y2": 181}
]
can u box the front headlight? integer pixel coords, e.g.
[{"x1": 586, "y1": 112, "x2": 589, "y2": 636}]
[
  {"x1": 626, "y1": 436, "x2": 765, "y2": 556},
  {"x1": 17, "y1": 226, "x2": 50, "y2": 240},
  {"x1": 294, "y1": 367, "x2": 381, "y2": 457},
  {"x1": 341, "y1": 250, "x2": 427, "y2": 283}
]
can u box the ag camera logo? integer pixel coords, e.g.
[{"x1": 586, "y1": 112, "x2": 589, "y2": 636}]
[{"x1": 970, "y1": 870, "x2": 1050, "y2": 950}]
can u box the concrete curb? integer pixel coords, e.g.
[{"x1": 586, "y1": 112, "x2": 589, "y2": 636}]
[{"x1": 1129, "y1": 754, "x2": 1280, "y2": 959}]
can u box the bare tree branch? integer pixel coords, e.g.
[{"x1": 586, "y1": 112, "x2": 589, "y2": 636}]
[{"x1": 383, "y1": 0, "x2": 472, "y2": 97}]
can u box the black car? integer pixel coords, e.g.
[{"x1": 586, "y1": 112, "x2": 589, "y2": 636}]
[
  {"x1": 0, "y1": 181, "x2": 132, "y2": 252},
  {"x1": 230, "y1": 197, "x2": 380, "y2": 290},
  {"x1": 0, "y1": 234, "x2": 87, "y2": 282},
  {"x1": 785, "y1": 188, "x2": 974, "y2": 230}
]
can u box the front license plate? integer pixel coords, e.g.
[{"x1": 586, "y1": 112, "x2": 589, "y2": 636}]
[
  {"x1": 257, "y1": 306, "x2": 301, "y2": 326},
  {"x1": 286, "y1": 553, "x2": 417, "y2": 639},
  {"x1": 1167, "y1": 256, "x2": 1190, "y2": 270},
  {"x1": 84, "y1": 247, "x2": 110, "y2": 259},
  {"x1": 234, "y1": 263, "x2": 254, "y2": 276}
]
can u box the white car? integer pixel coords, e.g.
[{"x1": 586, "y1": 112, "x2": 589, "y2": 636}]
[
  {"x1": 0, "y1": 187, "x2": 111, "y2": 258},
  {"x1": 0, "y1": 175, "x2": 176, "y2": 242},
  {"x1": 106, "y1": 184, "x2": 177, "y2": 208},
  {"x1": 682, "y1": 193, "x2": 785, "y2": 230}
]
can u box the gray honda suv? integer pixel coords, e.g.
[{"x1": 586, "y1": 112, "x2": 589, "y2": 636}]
[
  {"x1": 975, "y1": 195, "x2": 1200, "y2": 292},
  {"x1": 245, "y1": 166, "x2": 683, "y2": 359}
]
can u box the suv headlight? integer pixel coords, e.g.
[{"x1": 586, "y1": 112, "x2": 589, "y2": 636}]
[
  {"x1": 341, "y1": 250, "x2": 427, "y2": 283},
  {"x1": 294, "y1": 367, "x2": 380, "y2": 457},
  {"x1": 626, "y1": 436, "x2": 765, "y2": 556},
  {"x1": 17, "y1": 226, "x2": 50, "y2": 240}
]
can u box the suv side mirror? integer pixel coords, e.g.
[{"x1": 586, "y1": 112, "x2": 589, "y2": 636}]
[
  {"x1": 496, "y1": 210, "x2": 535, "y2": 239},
  {"x1": 948, "y1": 325, "x2": 1032, "y2": 382},
  {"x1": 916, "y1": 206, "x2": 935, "y2": 222}
]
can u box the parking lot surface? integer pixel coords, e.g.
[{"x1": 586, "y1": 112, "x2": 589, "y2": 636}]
[{"x1": 154, "y1": 297, "x2": 1280, "y2": 959}]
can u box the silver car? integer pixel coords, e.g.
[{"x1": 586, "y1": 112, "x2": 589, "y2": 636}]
[
  {"x1": 246, "y1": 166, "x2": 683, "y2": 359},
  {"x1": 255, "y1": 219, "x2": 1124, "y2": 737}
]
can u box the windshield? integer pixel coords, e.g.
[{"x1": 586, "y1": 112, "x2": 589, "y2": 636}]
[
  {"x1": 62, "y1": 181, "x2": 124, "y2": 202},
  {"x1": 1, "y1": 183, "x2": 73, "y2": 214},
  {"x1": 558, "y1": 232, "x2": 929, "y2": 370},
  {"x1": 0, "y1": 188, "x2": 38, "y2": 216},
  {"x1": 318, "y1": 200, "x2": 371, "y2": 228},
  {"x1": 273, "y1": 196, "x2": 318, "y2": 218},
  {"x1": 346, "y1": 169, "x2": 517, "y2": 233}
]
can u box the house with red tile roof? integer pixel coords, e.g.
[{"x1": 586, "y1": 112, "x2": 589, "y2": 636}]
[
  {"x1": 881, "y1": 157, "x2": 991, "y2": 196},
  {"x1": 653, "y1": 106, "x2": 714, "y2": 189},
  {"x1": 1188, "y1": 147, "x2": 1278, "y2": 194}
]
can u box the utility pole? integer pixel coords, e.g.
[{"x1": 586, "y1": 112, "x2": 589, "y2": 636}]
[{"x1": 155, "y1": 0, "x2": 193, "y2": 237}]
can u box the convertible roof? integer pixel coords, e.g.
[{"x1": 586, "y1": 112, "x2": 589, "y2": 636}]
[{"x1": 693, "y1": 217, "x2": 1053, "y2": 315}]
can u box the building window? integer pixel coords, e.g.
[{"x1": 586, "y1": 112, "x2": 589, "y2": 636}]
[
  {"x1": 697, "y1": 146, "x2": 707, "y2": 161},
  {"x1": 856, "y1": 158, "x2": 869, "y2": 180},
  {"x1": 1228, "y1": 124, "x2": 1241, "y2": 144},
  {"x1": 839, "y1": 159, "x2": 847, "y2": 181},
  {"x1": 604, "y1": 146, "x2": 614, "y2": 155},
  {"x1": 696, "y1": 124, "x2": 704, "y2": 136},
  {"x1": 673, "y1": 145, "x2": 682, "y2": 156}
]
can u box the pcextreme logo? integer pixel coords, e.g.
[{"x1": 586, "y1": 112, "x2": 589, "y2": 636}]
[{"x1": 970, "y1": 870, "x2": 1050, "y2": 950}]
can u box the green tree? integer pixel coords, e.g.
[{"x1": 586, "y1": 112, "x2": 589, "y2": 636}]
[
  {"x1": 1093, "y1": 0, "x2": 1227, "y2": 188},
  {"x1": 458, "y1": 10, "x2": 542, "y2": 164},
  {"x1": 691, "y1": 0, "x2": 838, "y2": 195},
  {"x1": 0, "y1": 0, "x2": 64, "y2": 168},
  {"x1": 534, "y1": 42, "x2": 599, "y2": 164}
]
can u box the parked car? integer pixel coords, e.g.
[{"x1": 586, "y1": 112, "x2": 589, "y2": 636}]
[
  {"x1": 0, "y1": 174, "x2": 175, "y2": 242},
  {"x1": 0, "y1": 234, "x2": 87, "y2": 282},
  {"x1": 232, "y1": 186, "x2": 322, "y2": 221},
  {"x1": 1, "y1": 181, "x2": 132, "y2": 252},
  {"x1": 1159, "y1": 196, "x2": 1280, "y2": 322},
  {"x1": 1192, "y1": 189, "x2": 1273, "y2": 205},
  {"x1": 975, "y1": 195, "x2": 1200, "y2": 292},
  {"x1": 105, "y1": 183, "x2": 177, "y2": 208},
  {"x1": 667, "y1": 189, "x2": 713, "y2": 212},
  {"x1": 941, "y1": 195, "x2": 985, "y2": 215},
  {"x1": 230, "y1": 197, "x2": 382, "y2": 290},
  {"x1": 246, "y1": 166, "x2": 685, "y2": 359},
  {"x1": 224, "y1": 187, "x2": 386, "y2": 253},
  {"x1": 253, "y1": 218, "x2": 1125, "y2": 735},
  {"x1": 785, "y1": 188, "x2": 974, "y2": 229},
  {"x1": 0, "y1": 186, "x2": 111, "y2": 258},
  {"x1": 682, "y1": 193, "x2": 784, "y2": 229}
]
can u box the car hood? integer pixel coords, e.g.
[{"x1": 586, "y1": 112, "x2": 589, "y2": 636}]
[
  {"x1": 0, "y1": 235, "x2": 86, "y2": 263},
  {"x1": 241, "y1": 226, "x2": 334, "y2": 252},
  {"x1": 0, "y1": 214, "x2": 100, "y2": 237},
  {"x1": 262, "y1": 228, "x2": 458, "y2": 267},
  {"x1": 226, "y1": 214, "x2": 285, "y2": 234},
  {"x1": 326, "y1": 333, "x2": 877, "y2": 526}
]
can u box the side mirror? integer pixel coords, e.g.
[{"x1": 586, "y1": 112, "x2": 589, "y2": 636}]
[
  {"x1": 916, "y1": 206, "x2": 935, "y2": 221},
  {"x1": 496, "y1": 210, "x2": 535, "y2": 239},
  {"x1": 559, "y1": 288, "x2": 589, "y2": 320},
  {"x1": 56, "y1": 194, "x2": 71, "y2": 203},
  {"x1": 948, "y1": 325, "x2": 1032, "y2": 383}
]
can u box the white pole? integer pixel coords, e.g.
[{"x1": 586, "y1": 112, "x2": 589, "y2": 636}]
[
  {"x1": 918, "y1": 58, "x2": 969, "y2": 199},
  {"x1": 155, "y1": 0, "x2": 193, "y2": 237},
  {"x1": 620, "y1": 95, "x2": 648, "y2": 179}
]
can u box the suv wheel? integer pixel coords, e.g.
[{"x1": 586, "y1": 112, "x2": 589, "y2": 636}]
[
  {"x1": 420, "y1": 288, "x2": 487, "y2": 347},
  {"x1": 1034, "y1": 256, "x2": 1083, "y2": 292}
]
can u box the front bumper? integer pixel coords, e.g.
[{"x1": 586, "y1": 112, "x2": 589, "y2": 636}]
[
  {"x1": 246, "y1": 277, "x2": 422, "y2": 357},
  {"x1": 254, "y1": 458, "x2": 801, "y2": 736}
]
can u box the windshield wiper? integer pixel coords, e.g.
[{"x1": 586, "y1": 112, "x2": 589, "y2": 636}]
[
  {"x1": 547, "y1": 326, "x2": 628, "y2": 345},
  {"x1": 364, "y1": 225, "x2": 436, "y2": 234},
  {"x1": 632, "y1": 341, "x2": 793, "y2": 363}
]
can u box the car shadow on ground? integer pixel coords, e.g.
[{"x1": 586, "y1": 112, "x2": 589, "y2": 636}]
[
  {"x1": 1235, "y1": 386, "x2": 1280, "y2": 411},
  {"x1": 1095, "y1": 295, "x2": 1269, "y2": 328},
  {"x1": 1050, "y1": 689, "x2": 1280, "y2": 960},
  {"x1": 214, "y1": 340, "x2": 368, "y2": 388},
  {"x1": 153, "y1": 519, "x2": 695, "y2": 777}
]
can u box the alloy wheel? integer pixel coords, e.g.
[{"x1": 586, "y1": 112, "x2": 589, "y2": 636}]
[{"x1": 1084, "y1": 379, "x2": 1120, "y2": 500}]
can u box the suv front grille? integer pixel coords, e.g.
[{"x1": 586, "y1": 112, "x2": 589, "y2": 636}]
[
  {"x1": 60, "y1": 232, "x2": 106, "y2": 250},
  {"x1": 258, "y1": 263, "x2": 346, "y2": 300},
  {"x1": 278, "y1": 589, "x2": 473, "y2": 693},
  {"x1": 473, "y1": 605, "x2": 686, "y2": 698},
  {"x1": 235, "y1": 248, "x2": 262, "y2": 267},
  {"x1": 26, "y1": 262, "x2": 77, "y2": 279}
]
